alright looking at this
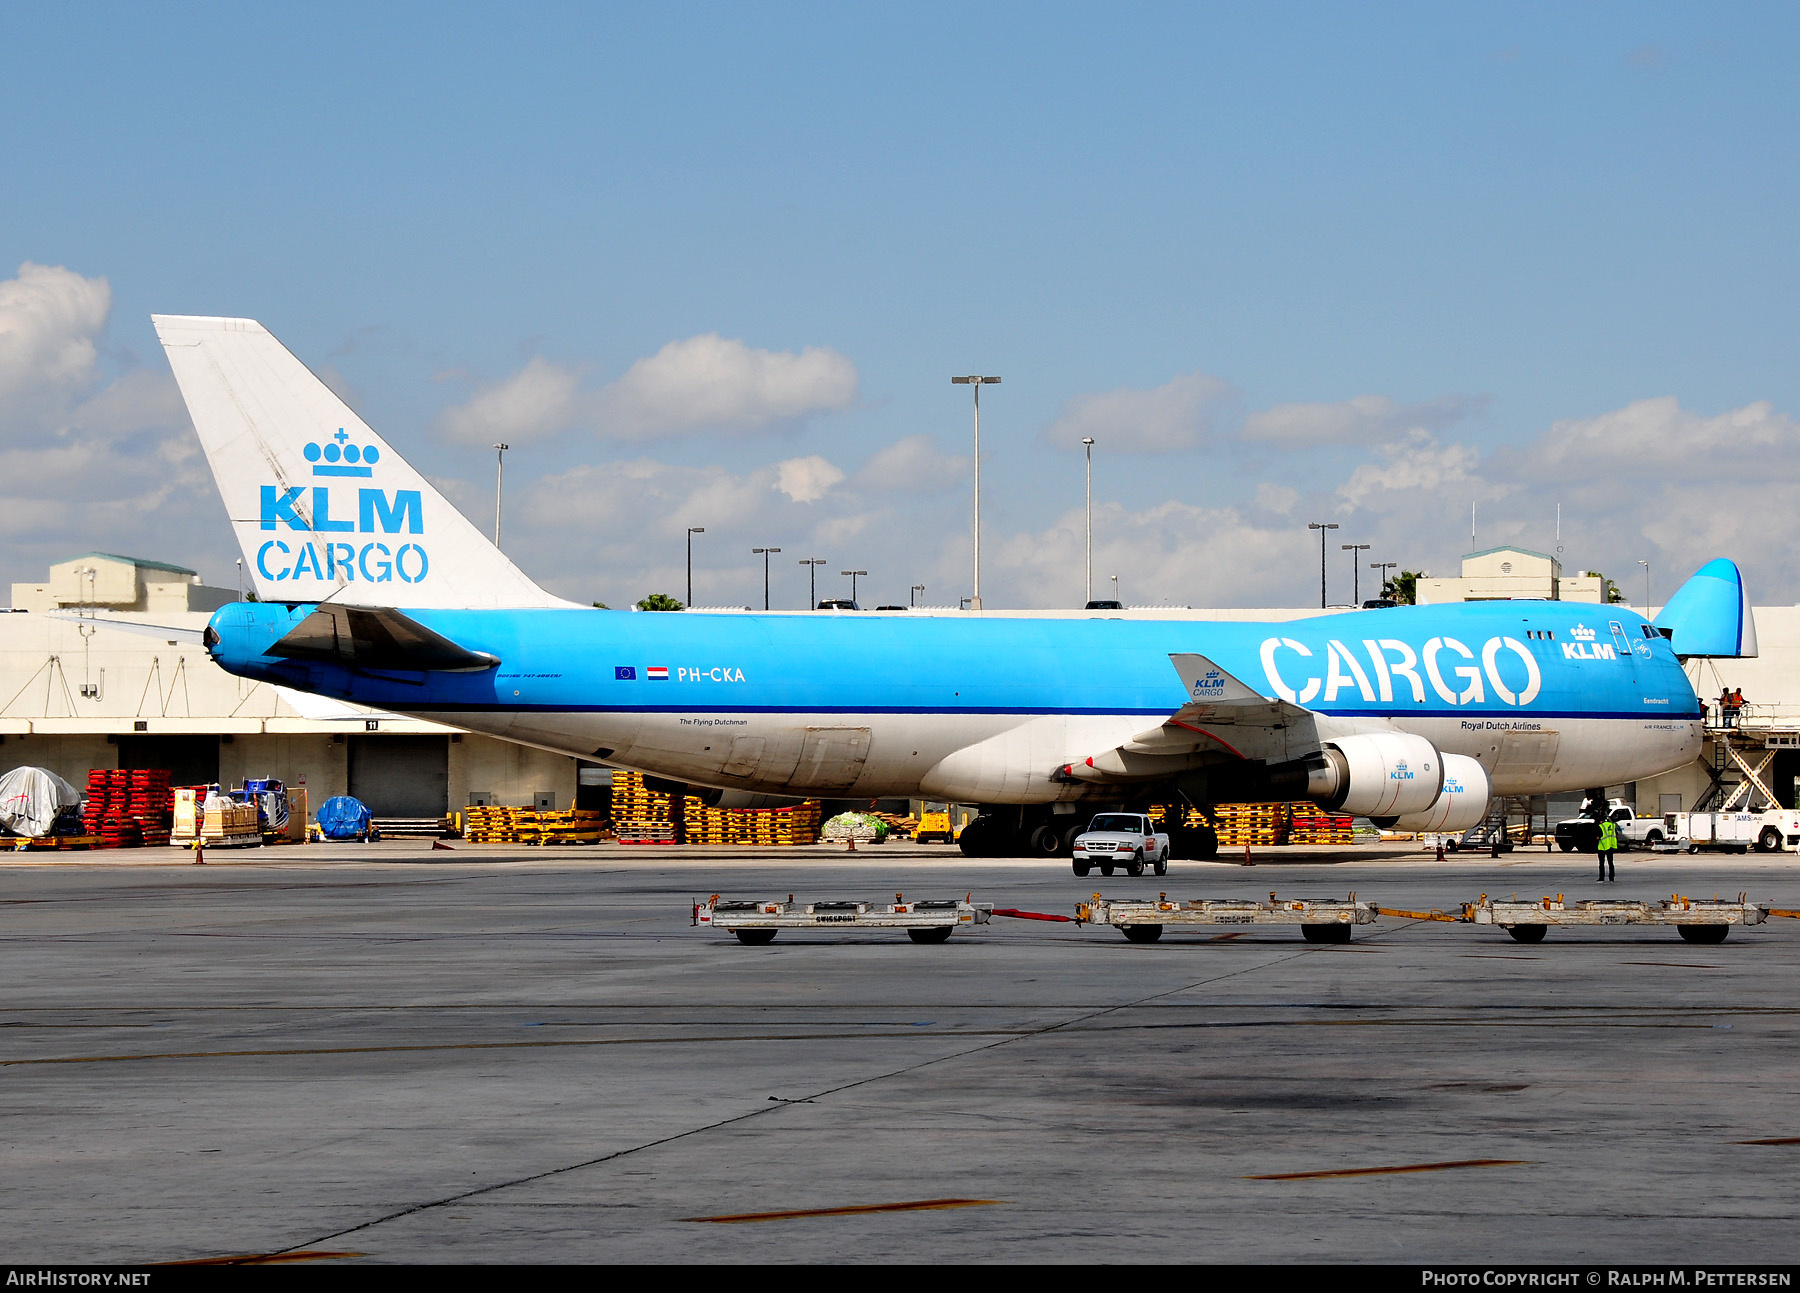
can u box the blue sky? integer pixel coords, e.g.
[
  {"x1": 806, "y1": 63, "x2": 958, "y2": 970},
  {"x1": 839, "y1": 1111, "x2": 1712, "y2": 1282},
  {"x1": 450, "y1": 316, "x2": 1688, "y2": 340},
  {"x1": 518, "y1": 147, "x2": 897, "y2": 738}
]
[{"x1": 2, "y1": 3, "x2": 1797, "y2": 609}]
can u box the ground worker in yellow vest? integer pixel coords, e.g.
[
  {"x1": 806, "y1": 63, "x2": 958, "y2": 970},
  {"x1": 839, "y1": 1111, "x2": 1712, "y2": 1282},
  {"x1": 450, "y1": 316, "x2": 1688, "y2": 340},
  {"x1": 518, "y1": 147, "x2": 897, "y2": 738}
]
[{"x1": 1596, "y1": 816, "x2": 1619, "y2": 883}]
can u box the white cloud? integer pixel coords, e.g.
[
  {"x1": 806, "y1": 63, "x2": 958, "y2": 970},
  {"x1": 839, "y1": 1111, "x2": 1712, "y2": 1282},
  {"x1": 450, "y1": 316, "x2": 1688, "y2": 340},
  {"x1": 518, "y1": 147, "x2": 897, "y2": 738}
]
[
  {"x1": 0, "y1": 262, "x2": 111, "y2": 429},
  {"x1": 852, "y1": 435, "x2": 969, "y2": 491},
  {"x1": 992, "y1": 500, "x2": 1323, "y2": 608},
  {"x1": 1337, "y1": 430, "x2": 1484, "y2": 512},
  {"x1": 0, "y1": 263, "x2": 240, "y2": 588},
  {"x1": 592, "y1": 333, "x2": 857, "y2": 439},
  {"x1": 1254, "y1": 482, "x2": 1298, "y2": 514},
  {"x1": 435, "y1": 356, "x2": 583, "y2": 445},
  {"x1": 774, "y1": 455, "x2": 845, "y2": 503},
  {"x1": 1041, "y1": 371, "x2": 1234, "y2": 452},
  {"x1": 1242, "y1": 393, "x2": 1483, "y2": 446},
  {"x1": 1529, "y1": 396, "x2": 1796, "y2": 476},
  {"x1": 434, "y1": 334, "x2": 859, "y2": 446}
]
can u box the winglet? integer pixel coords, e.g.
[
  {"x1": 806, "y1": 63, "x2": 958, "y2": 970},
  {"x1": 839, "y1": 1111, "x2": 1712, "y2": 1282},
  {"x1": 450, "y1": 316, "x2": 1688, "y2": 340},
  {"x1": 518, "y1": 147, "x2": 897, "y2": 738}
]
[{"x1": 1168, "y1": 653, "x2": 1271, "y2": 704}]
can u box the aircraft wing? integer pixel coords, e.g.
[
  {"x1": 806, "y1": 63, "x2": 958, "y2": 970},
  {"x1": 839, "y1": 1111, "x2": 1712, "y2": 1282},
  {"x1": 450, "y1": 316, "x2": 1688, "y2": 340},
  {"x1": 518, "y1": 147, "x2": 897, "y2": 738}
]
[{"x1": 1059, "y1": 652, "x2": 1310, "y2": 783}]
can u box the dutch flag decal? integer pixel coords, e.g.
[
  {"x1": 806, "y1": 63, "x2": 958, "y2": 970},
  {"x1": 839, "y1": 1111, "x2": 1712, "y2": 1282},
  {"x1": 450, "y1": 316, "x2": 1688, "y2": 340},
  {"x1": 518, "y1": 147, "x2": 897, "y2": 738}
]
[{"x1": 646, "y1": 666, "x2": 669, "y2": 680}]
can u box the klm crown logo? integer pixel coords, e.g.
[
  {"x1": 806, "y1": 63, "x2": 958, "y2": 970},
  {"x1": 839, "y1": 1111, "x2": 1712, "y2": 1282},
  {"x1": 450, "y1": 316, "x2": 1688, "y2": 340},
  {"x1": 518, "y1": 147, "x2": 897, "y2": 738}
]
[
  {"x1": 1570, "y1": 624, "x2": 1596, "y2": 641},
  {"x1": 304, "y1": 429, "x2": 381, "y2": 478}
]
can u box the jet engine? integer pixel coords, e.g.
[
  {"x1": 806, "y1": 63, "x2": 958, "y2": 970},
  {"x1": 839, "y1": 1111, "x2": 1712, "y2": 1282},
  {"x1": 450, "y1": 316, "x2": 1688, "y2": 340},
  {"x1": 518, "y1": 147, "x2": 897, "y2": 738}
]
[
  {"x1": 1382, "y1": 754, "x2": 1491, "y2": 833},
  {"x1": 1305, "y1": 732, "x2": 1444, "y2": 818}
]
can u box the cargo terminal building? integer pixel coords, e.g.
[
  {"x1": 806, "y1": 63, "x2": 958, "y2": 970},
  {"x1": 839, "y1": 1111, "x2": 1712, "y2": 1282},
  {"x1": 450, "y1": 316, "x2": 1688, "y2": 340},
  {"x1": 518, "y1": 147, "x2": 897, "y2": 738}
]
[
  {"x1": 2, "y1": 554, "x2": 584, "y2": 821},
  {"x1": 0, "y1": 548, "x2": 1794, "y2": 831}
]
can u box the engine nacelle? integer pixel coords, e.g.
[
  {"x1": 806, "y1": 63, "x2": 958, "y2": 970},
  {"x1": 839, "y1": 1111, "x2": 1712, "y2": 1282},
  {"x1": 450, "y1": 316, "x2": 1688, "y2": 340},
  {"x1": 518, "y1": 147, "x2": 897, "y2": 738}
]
[
  {"x1": 1384, "y1": 754, "x2": 1491, "y2": 833},
  {"x1": 1305, "y1": 732, "x2": 1444, "y2": 818}
]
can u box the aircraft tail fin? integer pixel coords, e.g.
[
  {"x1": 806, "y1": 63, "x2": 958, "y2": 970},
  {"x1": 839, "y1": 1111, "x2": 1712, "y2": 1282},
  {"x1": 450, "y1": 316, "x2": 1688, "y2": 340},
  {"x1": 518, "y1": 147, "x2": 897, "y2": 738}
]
[
  {"x1": 152, "y1": 315, "x2": 569, "y2": 609},
  {"x1": 1653, "y1": 558, "x2": 1757, "y2": 658}
]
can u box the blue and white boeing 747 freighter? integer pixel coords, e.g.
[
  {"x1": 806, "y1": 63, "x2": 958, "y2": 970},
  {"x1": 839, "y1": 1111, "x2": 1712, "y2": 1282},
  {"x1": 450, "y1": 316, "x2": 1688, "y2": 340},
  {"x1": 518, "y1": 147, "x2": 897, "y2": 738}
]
[{"x1": 154, "y1": 315, "x2": 1754, "y2": 858}]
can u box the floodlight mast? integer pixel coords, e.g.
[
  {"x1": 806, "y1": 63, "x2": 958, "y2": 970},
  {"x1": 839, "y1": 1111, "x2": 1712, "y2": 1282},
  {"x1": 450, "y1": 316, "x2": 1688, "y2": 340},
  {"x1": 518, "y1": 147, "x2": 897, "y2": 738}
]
[
  {"x1": 752, "y1": 547, "x2": 781, "y2": 610},
  {"x1": 1342, "y1": 543, "x2": 1370, "y2": 604},
  {"x1": 493, "y1": 444, "x2": 509, "y2": 545},
  {"x1": 1308, "y1": 522, "x2": 1339, "y2": 608},
  {"x1": 686, "y1": 527, "x2": 705, "y2": 606},
  {"x1": 798, "y1": 558, "x2": 826, "y2": 609},
  {"x1": 1081, "y1": 437, "x2": 1095, "y2": 604},
  {"x1": 952, "y1": 375, "x2": 1000, "y2": 610}
]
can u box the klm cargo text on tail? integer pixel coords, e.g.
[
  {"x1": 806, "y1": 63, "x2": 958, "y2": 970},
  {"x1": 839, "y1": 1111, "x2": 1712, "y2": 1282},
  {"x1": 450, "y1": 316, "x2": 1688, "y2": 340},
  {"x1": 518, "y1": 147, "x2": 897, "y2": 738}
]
[{"x1": 256, "y1": 430, "x2": 429, "y2": 586}]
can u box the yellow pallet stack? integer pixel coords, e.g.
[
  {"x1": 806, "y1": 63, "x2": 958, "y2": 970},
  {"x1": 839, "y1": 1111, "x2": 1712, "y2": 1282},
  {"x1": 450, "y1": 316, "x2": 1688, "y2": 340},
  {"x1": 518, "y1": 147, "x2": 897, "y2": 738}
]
[
  {"x1": 612, "y1": 771, "x2": 683, "y2": 845},
  {"x1": 1286, "y1": 803, "x2": 1355, "y2": 846},
  {"x1": 1149, "y1": 801, "x2": 1355, "y2": 847},
  {"x1": 458, "y1": 805, "x2": 612, "y2": 844},
  {"x1": 1206, "y1": 802, "x2": 1291, "y2": 847},
  {"x1": 680, "y1": 796, "x2": 823, "y2": 847}
]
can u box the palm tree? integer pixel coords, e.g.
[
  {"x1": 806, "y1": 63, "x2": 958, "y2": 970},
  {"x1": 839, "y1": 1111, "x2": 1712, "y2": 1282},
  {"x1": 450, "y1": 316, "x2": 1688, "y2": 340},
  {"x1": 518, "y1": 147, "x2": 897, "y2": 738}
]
[{"x1": 1384, "y1": 570, "x2": 1425, "y2": 605}]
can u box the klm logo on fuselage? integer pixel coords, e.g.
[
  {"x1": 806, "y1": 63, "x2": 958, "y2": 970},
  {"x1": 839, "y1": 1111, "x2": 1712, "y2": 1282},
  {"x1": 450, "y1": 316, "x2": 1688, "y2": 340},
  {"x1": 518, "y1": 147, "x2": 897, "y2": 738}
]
[
  {"x1": 1562, "y1": 624, "x2": 1615, "y2": 662},
  {"x1": 253, "y1": 431, "x2": 429, "y2": 584}
]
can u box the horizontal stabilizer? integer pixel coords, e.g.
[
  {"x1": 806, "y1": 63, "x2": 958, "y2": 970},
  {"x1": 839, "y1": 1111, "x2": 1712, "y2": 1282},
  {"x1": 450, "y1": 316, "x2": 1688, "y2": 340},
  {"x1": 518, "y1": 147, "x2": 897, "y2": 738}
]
[
  {"x1": 268, "y1": 605, "x2": 500, "y2": 673},
  {"x1": 1653, "y1": 558, "x2": 1758, "y2": 658},
  {"x1": 43, "y1": 612, "x2": 206, "y2": 646}
]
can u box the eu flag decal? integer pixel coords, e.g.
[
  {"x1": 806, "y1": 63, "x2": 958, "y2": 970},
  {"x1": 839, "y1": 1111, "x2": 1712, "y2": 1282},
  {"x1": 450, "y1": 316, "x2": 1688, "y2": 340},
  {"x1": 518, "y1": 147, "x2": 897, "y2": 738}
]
[{"x1": 614, "y1": 666, "x2": 636, "y2": 680}]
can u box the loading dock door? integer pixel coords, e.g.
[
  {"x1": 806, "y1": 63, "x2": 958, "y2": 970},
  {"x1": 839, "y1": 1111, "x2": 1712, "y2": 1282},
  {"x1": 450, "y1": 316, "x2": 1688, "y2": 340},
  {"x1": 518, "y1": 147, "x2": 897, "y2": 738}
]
[
  {"x1": 347, "y1": 736, "x2": 449, "y2": 817},
  {"x1": 116, "y1": 736, "x2": 220, "y2": 787}
]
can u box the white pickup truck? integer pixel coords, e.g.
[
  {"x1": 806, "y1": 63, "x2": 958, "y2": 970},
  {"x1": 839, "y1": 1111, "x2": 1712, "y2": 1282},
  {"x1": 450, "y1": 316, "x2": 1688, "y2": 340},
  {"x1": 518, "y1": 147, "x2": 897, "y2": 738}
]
[
  {"x1": 1071, "y1": 813, "x2": 1170, "y2": 878},
  {"x1": 1553, "y1": 800, "x2": 1668, "y2": 852}
]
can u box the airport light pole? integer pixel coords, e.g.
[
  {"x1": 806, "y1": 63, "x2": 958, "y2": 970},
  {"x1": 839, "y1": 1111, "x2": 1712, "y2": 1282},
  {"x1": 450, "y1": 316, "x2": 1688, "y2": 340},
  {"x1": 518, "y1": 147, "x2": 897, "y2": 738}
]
[
  {"x1": 492, "y1": 444, "x2": 509, "y2": 544},
  {"x1": 842, "y1": 570, "x2": 868, "y2": 605},
  {"x1": 911, "y1": 584, "x2": 925, "y2": 608},
  {"x1": 952, "y1": 375, "x2": 1000, "y2": 610},
  {"x1": 799, "y1": 558, "x2": 826, "y2": 609},
  {"x1": 1342, "y1": 543, "x2": 1370, "y2": 604},
  {"x1": 1308, "y1": 522, "x2": 1339, "y2": 608},
  {"x1": 752, "y1": 547, "x2": 781, "y2": 610},
  {"x1": 1110, "y1": 573, "x2": 1119, "y2": 603},
  {"x1": 1639, "y1": 559, "x2": 1650, "y2": 612},
  {"x1": 1082, "y1": 437, "x2": 1095, "y2": 604},
  {"x1": 1371, "y1": 561, "x2": 1397, "y2": 600},
  {"x1": 686, "y1": 527, "x2": 704, "y2": 607}
]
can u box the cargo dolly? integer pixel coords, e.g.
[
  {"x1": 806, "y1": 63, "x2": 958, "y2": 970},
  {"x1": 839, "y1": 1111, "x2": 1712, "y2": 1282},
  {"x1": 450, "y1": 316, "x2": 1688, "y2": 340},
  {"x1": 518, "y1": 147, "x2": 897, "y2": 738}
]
[
  {"x1": 693, "y1": 894, "x2": 993, "y2": 944},
  {"x1": 1381, "y1": 893, "x2": 1770, "y2": 945},
  {"x1": 1077, "y1": 892, "x2": 1379, "y2": 944}
]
